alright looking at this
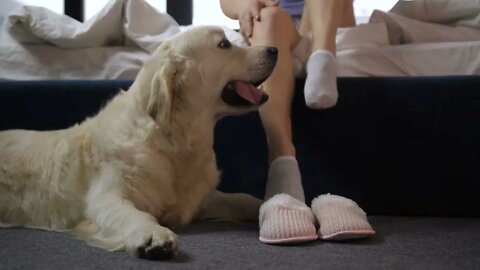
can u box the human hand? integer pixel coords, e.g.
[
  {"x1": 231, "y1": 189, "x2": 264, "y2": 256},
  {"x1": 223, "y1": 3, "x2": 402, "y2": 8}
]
[{"x1": 237, "y1": 0, "x2": 279, "y2": 40}]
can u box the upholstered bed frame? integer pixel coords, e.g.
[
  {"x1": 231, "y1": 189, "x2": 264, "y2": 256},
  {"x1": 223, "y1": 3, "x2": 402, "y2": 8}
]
[{"x1": 1, "y1": 77, "x2": 479, "y2": 217}]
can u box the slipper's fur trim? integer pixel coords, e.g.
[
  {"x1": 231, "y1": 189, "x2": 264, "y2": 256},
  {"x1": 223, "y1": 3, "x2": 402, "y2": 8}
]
[
  {"x1": 311, "y1": 193, "x2": 366, "y2": 216},
  {"x1": 259, "y1": 194, "x2": 314, "y2": 226}
]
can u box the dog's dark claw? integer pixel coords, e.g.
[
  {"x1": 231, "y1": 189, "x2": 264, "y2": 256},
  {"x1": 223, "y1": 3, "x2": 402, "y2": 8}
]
[{"x1": 137, "y1": 238, "x2": 176, "y2": 260}]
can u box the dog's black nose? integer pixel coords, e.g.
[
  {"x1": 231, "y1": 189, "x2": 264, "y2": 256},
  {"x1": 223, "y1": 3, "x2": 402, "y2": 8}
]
[{"x1": 267, "y1": 47, "x2": 278, "y2": 56}]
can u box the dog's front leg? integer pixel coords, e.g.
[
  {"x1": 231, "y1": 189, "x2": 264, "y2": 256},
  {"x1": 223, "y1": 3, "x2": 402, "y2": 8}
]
[
  {"x1": 195, "y1": 190, "x2": 263, "y2": 222},
  {"x1": 80, "y1": 168, "x2": 178, "y2": 260}
]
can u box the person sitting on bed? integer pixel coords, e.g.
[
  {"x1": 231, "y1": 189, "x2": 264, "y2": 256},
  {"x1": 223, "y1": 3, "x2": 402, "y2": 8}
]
[{"x1": 219, "y1": 0, "x2": 375, "y2": 244}]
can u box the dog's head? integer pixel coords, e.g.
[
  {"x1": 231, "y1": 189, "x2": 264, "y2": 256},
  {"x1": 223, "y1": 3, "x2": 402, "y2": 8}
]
[{"x1": 135, "y1": 26, "x2": 277, "y2": 123}]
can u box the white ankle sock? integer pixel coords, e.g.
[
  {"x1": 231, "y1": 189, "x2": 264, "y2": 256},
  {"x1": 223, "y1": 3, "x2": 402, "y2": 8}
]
[
  {"x1": 304, "y1": 49, "x2": 338, "y2": 109},
  {"x1": 264, "y1": 156, "x2": 305, "y2": 202}
]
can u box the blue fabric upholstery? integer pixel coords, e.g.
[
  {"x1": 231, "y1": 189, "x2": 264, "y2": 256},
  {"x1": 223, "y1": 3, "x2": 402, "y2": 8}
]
[{"x1": 1, "y1": 77, "x2": 479, "y2": 216}]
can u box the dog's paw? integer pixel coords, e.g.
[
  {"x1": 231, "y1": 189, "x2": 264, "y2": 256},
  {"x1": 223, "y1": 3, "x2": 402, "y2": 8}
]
[{"x1": 132, "y1": 226, "x2": 179, "y2": 260}]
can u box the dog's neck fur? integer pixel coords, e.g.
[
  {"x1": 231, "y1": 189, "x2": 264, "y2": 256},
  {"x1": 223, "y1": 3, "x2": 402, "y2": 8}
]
[{"x1": 84, "y1": 80, "x2": 219, "y2": 226}]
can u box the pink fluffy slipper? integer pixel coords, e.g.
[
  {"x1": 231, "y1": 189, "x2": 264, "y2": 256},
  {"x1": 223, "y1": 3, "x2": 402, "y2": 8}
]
[
  {"x1": 259, "y1": 194, "x2": 318, "y2": 244},
  {"x1": 311, "y1": 194, "x2": 375, "y2": 240}
]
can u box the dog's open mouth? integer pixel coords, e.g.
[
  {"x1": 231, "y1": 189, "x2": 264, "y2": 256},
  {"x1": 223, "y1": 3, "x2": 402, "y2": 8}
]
[{"x1": 221, "y1": 80, "x2": 269, "y2": 107}]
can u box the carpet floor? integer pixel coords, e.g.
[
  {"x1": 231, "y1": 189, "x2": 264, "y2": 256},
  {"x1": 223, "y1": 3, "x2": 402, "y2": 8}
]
[{"x1": 1, "y1": 216, "x2": 479, "y2": 270}]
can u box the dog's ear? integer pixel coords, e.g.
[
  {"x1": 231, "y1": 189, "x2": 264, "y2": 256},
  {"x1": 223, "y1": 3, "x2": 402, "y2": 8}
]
[{"x1": 147, "y1": 52, "x2": 186, "y2": 123}]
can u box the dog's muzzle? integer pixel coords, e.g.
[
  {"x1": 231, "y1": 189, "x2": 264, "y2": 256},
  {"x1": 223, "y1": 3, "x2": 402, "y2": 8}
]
[{"x1": 221, "y1": 47, "x2": 278, "y2": 107}]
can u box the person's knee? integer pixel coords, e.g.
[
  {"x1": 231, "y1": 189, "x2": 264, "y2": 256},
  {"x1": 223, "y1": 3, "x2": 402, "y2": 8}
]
[
  {"x1": 259, "y1": 6, "x2": 291, "y2": 27},
  {"x1": 251, "y1": 7, "x2": 296, "y2": 46}
]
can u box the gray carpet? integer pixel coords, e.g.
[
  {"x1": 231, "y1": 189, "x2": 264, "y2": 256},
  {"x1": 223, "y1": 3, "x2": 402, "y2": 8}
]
[{"x1": 1, "y1": 216, "x2": 479, "y2": 270}]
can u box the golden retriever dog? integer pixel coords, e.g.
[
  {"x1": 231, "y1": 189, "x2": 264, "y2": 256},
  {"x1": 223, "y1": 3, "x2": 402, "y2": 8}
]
[{"x1": 0, "y1": 26, "x2": 278, "y2": 260}]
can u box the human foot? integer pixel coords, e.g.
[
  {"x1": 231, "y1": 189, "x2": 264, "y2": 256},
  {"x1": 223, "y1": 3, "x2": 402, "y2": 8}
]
[
  {"x1": 259, "y1": 194, "x2": 317, "y2": 244},
  {"x1": 304, "y1": 50, "x2": 338, "y2": 109}
]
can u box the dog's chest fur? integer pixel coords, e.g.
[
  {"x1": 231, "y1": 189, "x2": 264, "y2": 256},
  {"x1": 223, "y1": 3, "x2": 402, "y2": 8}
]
[{"x1": 122, "y1": 138, "x2": 219, "y2": 227}]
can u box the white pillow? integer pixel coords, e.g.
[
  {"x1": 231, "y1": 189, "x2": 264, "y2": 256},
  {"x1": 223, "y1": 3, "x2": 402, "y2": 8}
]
[
  {"x1": 389, "y1": 0, "x2": 480, "y2": 27},
  {"x1": 0, "y1": 0, "x2": 21, "y2": 29},
  {"x1": 336, "y1": 22, "x2": 390, "y2": 51},
  {"x1": 0, "y1": 0, "x2": 21, "y2": 15},
  {"x1": 370, "y1": 10, "x2": 480, "y2": 45}
]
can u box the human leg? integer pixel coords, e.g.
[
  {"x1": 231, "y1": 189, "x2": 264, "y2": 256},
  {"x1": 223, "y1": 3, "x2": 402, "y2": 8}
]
[
  {"x1": 302, "y1": 0, "x2": 354, "y2": 109},
  {"x1": 250, "y1": 6, "x2": 317, "y2": 244},
  {"x1": 339, "y1": 0, "x2": 356, "y2": 28},
  {"x1": 299, "y1": 1, "x2": 375, "y2": 241},
  {"x1": 250, "y1": 6, "x2": 304, "y2": 202}
]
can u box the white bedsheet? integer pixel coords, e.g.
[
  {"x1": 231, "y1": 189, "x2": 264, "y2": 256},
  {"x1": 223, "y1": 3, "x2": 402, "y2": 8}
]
[
  {"x1": 337, "y1": 40, "x2": 480, "y2": 76},
  {"x1": 1, "y1": 0, "x2": 480, "y2": 80},
  {"x1": 293, "y1": 19, "x2": 480, "y2": 77}
]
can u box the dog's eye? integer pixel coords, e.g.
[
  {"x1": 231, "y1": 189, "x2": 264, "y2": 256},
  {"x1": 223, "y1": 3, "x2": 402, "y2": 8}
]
[{"x1": 217, "y1": 39, "x2": 232, "y2": 49}]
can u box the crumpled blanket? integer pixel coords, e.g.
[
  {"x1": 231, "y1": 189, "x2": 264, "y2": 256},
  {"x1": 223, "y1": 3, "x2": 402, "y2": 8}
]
[
  {"x1": 7, "y1": 0, "x2": 180, "y2": 53},
  {"x1": 1, "y1": 0, "x2": 480, "y2": 80}
]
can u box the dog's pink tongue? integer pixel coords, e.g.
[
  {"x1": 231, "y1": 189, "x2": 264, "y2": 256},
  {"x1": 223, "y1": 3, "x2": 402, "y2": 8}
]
[{"x1": 233, "y1": 81, "x2": 262, "y2": 105}]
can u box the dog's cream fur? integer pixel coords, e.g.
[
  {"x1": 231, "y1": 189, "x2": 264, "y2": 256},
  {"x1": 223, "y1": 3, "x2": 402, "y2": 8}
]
[{"x1": 0, "y1": 26, "x2": 276, "y2": 259}]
